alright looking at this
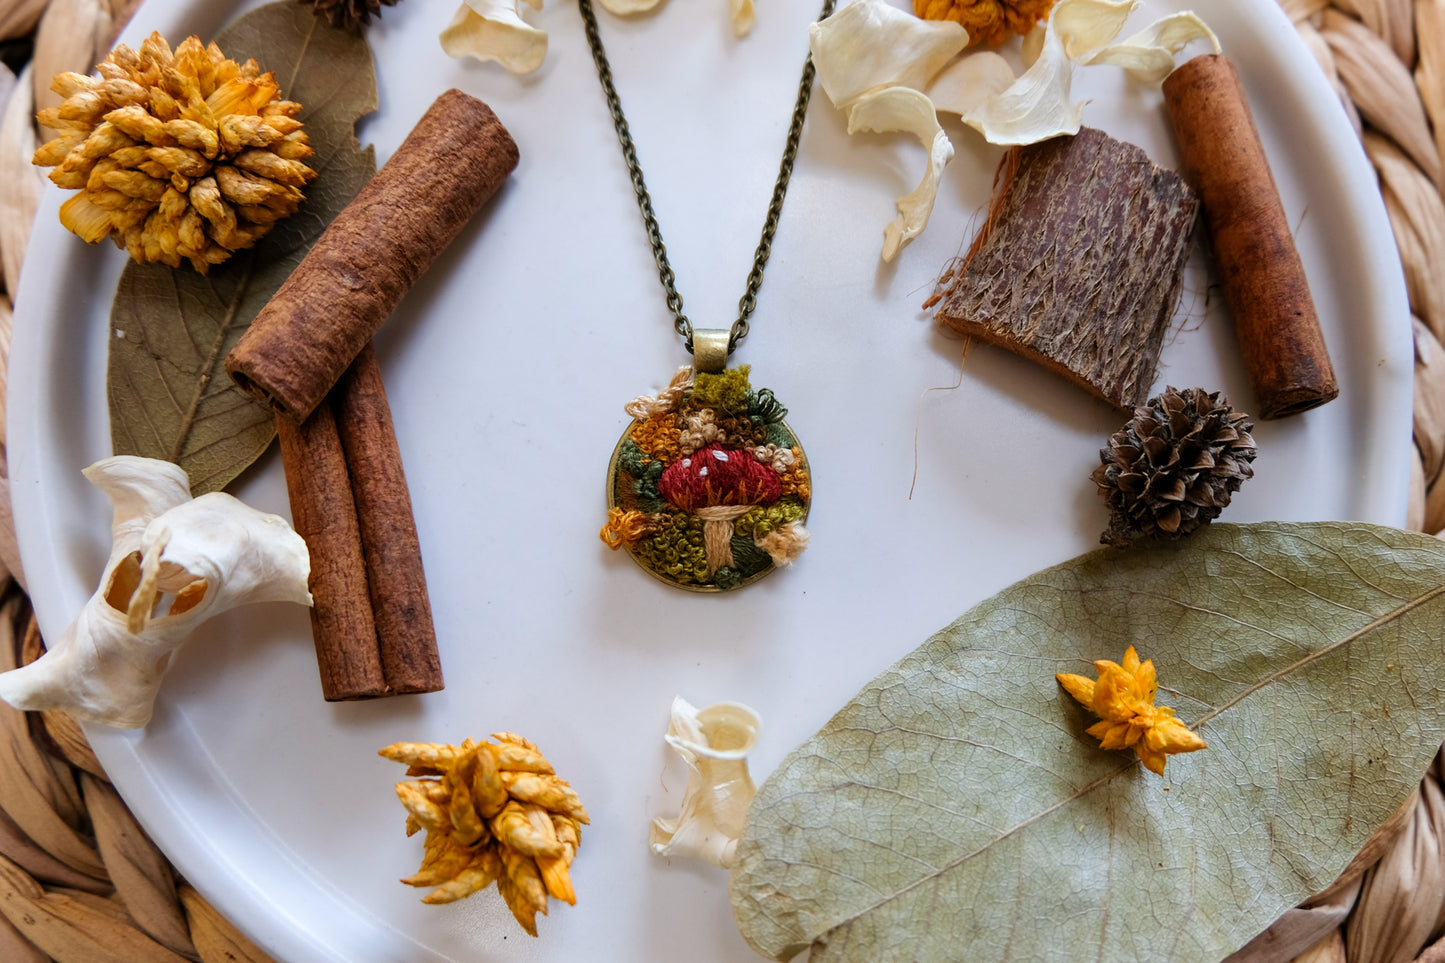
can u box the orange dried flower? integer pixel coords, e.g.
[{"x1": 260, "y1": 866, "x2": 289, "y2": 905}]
[
  {"x1": 1057, "y1": 646, "x2": 1207, "y2": 776},
  {"x1": 913, "y1": 0, "x2": 1058, "y2": 47}
]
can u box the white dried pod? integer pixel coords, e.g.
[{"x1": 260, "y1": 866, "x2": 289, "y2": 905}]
[
  {"x1": 0, "y1": 456, "x2": 312, "y2": 728},
  {"x1": 441, "y1": 0, "x2": 548, "y2": 76},
  {"x1": 649, "y1": 696, "x2": 760, "y2": 868}
]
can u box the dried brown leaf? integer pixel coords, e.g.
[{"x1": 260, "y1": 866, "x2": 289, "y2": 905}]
[
  {"x1": 1346, "y1": 771, "x2": 1445, "y2": 963},
  {"x1": 1323, "y1": 10, "x2": 1440, "y2": 183},
  {"x1": 1364, "y1": 131, "x2": 1445, "y2": 339},
  {"x1": 178, "y1": 884, "x2": 276, "y2": 963},
  {"x1": 0, "y1": 854, "x2": 191, "y2": 963},
  {"x1": 81, "y1": 774, "x2": 193, "y2": 958},
  {"x1": 0, "y1": 66, "x2": 43, "y2": 301},
  {"x1": 108, "y1": 1, "x2": 378, "y2": 494}
]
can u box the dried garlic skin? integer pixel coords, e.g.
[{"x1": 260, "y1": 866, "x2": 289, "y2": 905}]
[
  {"x1": 808, "y1": 0, "x2": 1219, "y2": 260},
  {"x1": 1057, "y1": 645, "x2": 1207, "y2": 775},
  {"x1": 441, "y1": 0, "x2": 759, "y2": 75},
  {"x1": 649, "y1": 697, "x2": 761, "y2": 868},
  {"x1": 32, "y1": 33, "x2": 316, "y2": 273},
  {"x1": 0, "y1": 456, "x2": 312, "y2": 729},
  {"x1": 381, "y1": 733, "x2": 588, "y2": 936}
]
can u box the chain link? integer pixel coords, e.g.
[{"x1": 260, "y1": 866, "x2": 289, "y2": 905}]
[{"x1": 578, "y1": 0, "x2": 836, "y2": 356}]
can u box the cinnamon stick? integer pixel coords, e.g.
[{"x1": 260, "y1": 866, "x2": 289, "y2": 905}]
[
  {"x1": 275, "y1": 403, "x2": 385, "y2": 701},
  {"x1": 1163, "y1": 54, "x2": 1338, "y2": 419},
  {"x1": 225, "y1": 88, "x2": 519, "y2": 423},
  {"x1": 332, "y1": 343, "x2": 441, "y2": 695}
]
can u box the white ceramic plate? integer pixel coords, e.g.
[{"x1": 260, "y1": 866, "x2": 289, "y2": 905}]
[{"x1": 9, "y1": 0, "x2": 1411, "y2": 960}]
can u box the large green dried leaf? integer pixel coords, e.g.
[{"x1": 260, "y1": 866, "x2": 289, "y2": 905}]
[
  {"x1": 731, "y1": 522, "x2": 1445, "y2": 962},
  {"x1": 108, "y1": 1, "x2": 378, "y2": 494}
]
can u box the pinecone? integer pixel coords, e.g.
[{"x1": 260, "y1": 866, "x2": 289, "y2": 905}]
[
  {"x1": 303, "y1": 0, "x2": 399, "y2": 32},
  {"x1": 32, "y1": 33, "x2": 315, "y2": 273},
  {"x1": 380, "y1": 734, "x2": 589, "y2": 936},
  {"x1": 1092, "y1": 387, "x2": 1257, "y2": 547}
]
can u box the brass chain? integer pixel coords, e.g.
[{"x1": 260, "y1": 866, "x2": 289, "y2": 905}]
[{"x1": 577, "y1": 0, "x2": 836, "y2": 356}]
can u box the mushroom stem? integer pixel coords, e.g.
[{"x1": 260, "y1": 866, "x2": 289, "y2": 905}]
[{"x1": 694, "y1": 506, "x2": 751, "y2": 574}]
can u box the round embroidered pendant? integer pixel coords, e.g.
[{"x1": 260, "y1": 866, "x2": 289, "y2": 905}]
[{"x1": 602, "y1": 365, "x2": 811, "y2": 592}]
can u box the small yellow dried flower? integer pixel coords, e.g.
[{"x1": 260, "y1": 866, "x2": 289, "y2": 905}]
[
  {"x1": 913, "y1": 0, "x2": 1058, "y2": 47},
  {"x1": 32, "y1": 32, "x2": 316, "y2": 272},
  {"x1": 1057, "y1": 646, "x2": 1206, "y2": 776},
  {"x1": 380, "y1": 733, "x2": 589, "y2": 936}
]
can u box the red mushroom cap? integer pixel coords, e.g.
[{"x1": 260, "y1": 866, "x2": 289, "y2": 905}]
[{"x1": 658, "y1": 446, "x2": 782, "y2": 513}]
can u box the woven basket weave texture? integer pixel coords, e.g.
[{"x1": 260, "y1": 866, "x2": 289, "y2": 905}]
[{"x1": 0, "y1": 1, "x2": 1443, "y2": 961}]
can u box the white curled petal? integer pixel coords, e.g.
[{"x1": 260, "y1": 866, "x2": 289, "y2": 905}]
[
  {"x1": 809, "y1": 0, "x2": 968, "y2": 109},
  {"x1": 440, "y1": 0, "x2": 548, "y2": 76},
  {"x1": 0, "y1": 456, "x2": 311, "y2": 728},
  {"x1": 1051, "y1": 0, "x2": 1137, "y2": 58},
  {"x1": 1083, "y1": 13, "x2": 1222, "y2": 83},
  {"x1": 730, "y1": 0, "x2": 755, "y2": 36},
  {"x1": 926, "y1": 50, "x2": 1018, "y2": 117},
  {"x1": 649, "y1": 697, "x2": 761, "y2": 868},
  {"x1": 846, "y1": 86, "x2": 954, "y2": 261},
  {"x1": 958, "y1": 23, "x2": 1084, "y2": 145},
  {"x1": 598, "y1": 0, "x2": 665, "y2": 12}
]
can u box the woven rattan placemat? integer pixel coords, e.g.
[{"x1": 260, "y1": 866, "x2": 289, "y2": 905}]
[{"x1": 1, "y1": 1, "x2": 1441, "y2": 960}]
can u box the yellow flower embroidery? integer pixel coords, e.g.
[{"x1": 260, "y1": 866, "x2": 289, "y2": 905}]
[{"x1": 1057, "y1": 646, "x2": 1207, "y2": 776}]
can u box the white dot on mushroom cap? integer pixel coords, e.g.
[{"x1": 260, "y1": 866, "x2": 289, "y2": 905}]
[
  {"x1": 681, "y1": 458, "x2": 691, "y2": 468},
  {"x1": 700, "y1": 467, "x2": 709, "y2": 477},
  {"x1": 713, "y1": 450, "x2": 730, "y2": 462}
]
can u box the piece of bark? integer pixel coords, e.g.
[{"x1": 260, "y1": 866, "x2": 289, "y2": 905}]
[
  {"x1": 331, "y1": 344, "x2": 441, "y2": 695},
  {"x1": 1163, "y1": 54, "x2": 1338, "y2": 419},
  {"x1": 933, "y1": 127, "x2": 1199, "y2": 411},
  {"x1": 275, "y1": 404, "x2": 385, "y2": 701},
  {"x1": 226, "y1": 88, "x2": 519, "y2": 422}
]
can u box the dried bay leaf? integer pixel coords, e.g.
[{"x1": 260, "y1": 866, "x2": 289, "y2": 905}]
[
  {"x1": 731, "y1": 522, "x2": 1445, "y2": 963},
  {"x1": 108, "y1": 1, "x2": 378, "y2": 494}
]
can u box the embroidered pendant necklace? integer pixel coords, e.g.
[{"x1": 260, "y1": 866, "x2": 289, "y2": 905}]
[{"x1": 589, "y1": 0, "x2": 831, "y2": 593}]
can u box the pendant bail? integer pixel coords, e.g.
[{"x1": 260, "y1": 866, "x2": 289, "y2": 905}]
[{"x1": 691, "y1": 328, "x2": 731, "y2": 374}]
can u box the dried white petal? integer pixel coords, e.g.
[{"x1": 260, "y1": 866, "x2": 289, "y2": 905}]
[
  {"x1": 729, "y1": 0, "x2": 755, "y2": 37},
  {"x1": 1083, "y1": 12, "x2": 1221, "y2": 83},
  {"x1": 0, "y1": 456, "x2": 311, "y2": 728},
  {"x1": 924, "y1": 50, "x2": 1017, "y2": 118},
  {"x1": 440, "y1": 0, "x2": 548, "y2": 76},
  {"x1": 598, "y1": 0, "x2": 664, "y2": 12},
  {"x1": 649, "y1": 697, "x2": 761, "y2": 868},
  {"x1": 952, "y1": 14, "x2": 1086, "y2": 145},
  {"x1": 846, "y1": 86, "x2": 955, "y2": 261},
  {"x1": 809, "y1": 0, "x2": 968, "y2": 110},
  {"x1": 1050, "y1": 0, "x2": 1137, "y2": 58}
]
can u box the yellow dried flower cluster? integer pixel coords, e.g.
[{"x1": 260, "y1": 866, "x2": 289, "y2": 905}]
[
  {"x1": 32, "y1": 32, "x2": 316, "y2": 272},
  {"x1": 1057, "y1": 646, "x2": 1207, "y2": 776},
  {"x1": 914, "y1": 0, "x2": 1058, "y2": 47},
  {"x1": 380, "y1": 734, "x2": 589, "y2": 936}
]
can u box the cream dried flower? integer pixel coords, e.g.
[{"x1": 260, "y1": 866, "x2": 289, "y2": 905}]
[
  {"x1": 32, "y1": 32, "x2": 316, "y2": 273},
  {"x1": 649, "y1": 697, "x2": 761, "y2": 868},
  {"x1": 0, "y1": 456, "x2": 312, "y2": 729}
]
